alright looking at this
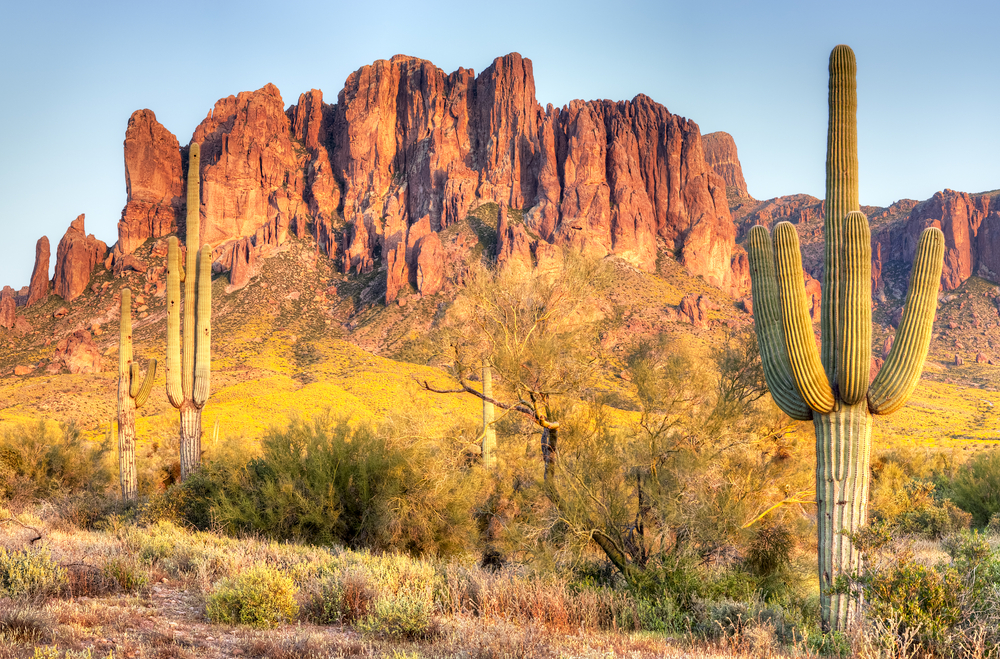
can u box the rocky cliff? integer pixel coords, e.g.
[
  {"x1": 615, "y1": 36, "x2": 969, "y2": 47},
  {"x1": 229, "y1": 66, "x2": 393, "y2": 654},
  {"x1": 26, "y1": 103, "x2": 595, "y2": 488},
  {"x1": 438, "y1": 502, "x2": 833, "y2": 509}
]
[
  {"x1": 703, "y1": 132, "x2": 748, "y2": 196},
  {"x1": 99, "y1": 52, "x2": 738, "y2": 302},
  {"x1": 5, "y1": 53, "x2": 997, "y2": 316}
]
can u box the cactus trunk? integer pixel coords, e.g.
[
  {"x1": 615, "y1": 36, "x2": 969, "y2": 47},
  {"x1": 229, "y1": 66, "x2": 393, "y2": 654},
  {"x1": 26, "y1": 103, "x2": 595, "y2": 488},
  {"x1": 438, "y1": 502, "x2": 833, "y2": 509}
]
[
  {"x1": 117, "y1": 375, "x2": 137, "y2": 501},
  {"x1": 814, "y1": 400, "x2": 873, "y2": 630},
  {"x1": 179, "y1": 402, "x2": 202, "y2": 481}
]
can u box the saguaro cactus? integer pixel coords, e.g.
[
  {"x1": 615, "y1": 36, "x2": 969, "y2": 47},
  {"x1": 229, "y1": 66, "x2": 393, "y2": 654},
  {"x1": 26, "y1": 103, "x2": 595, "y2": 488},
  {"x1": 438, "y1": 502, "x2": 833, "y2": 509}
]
[
  {"x1": 118, "y1": 288, "x2": 156, "y2": 501},
  {"x1": 747, "y1": 45, "x2": 944, "y2": 631},
  {"x1": 482, "y1": 363, "x2": 496, "y2": 469},
  {"x1": 166, "y1": 142, "x2": 212, "y2": 481}
]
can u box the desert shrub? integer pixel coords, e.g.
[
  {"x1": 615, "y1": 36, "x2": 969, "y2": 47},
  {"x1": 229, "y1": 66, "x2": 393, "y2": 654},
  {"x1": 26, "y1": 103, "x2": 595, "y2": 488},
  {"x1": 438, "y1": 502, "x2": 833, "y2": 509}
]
[
  {"x1": 946, "y1": 448, "x2": 1000, "y2": 528},
  {"x1": 101, "y1": 556, "x2": 150, "y2": 593},
  {"x1": 356, "y1": 590, "x2": 435, "y2": 639},
  {"x1": 0, "y1": 421, "x2": 113, "y2": 503},
  {"x1": 0, "y1": 602, "x2": 53, "y2": 645},
  {"x1": 842, "y1": 524, "x2": 1000, "y2": 654},
  {"x1": 0, "y1": 547, "x2": 67, "y2": 600},
  {"x1": 182, "y1": 415, "x2": 479, "y2": 555},
  {"x1": 205, "y1": 565, "x2": 299, "y2": 628}
]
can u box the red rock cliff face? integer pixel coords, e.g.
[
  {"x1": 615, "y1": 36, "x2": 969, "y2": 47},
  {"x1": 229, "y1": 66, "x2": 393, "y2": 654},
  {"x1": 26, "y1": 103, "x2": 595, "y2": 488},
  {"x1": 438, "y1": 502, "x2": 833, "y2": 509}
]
[
  {"x1": 54, "y1": 215, "x2": 107, "y2": 302},
  {"x1": 112, "y1": 53, "x2": 738, "y2": 297},
  {"x1": 897, "y1": 189, "x2": 999, "y2": 290},
  {"x1": 702, "y1": 131, "x2": 748, "y2": 196},
  {"x1": 115, "y1": 110, "x2": 184, "y2": 259},
  {"x1": 332, "y1": 54, "x2": 735, "y2": 297},
  {"x1": 192, "y1": 83, "x2": 308, "y2": 249}
]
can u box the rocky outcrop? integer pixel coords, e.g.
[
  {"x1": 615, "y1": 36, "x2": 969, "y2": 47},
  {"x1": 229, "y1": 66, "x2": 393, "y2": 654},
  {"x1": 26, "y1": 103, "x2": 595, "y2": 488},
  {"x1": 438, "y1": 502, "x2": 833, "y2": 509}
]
[
  {"x1": 897, "y1": 189, "x2": 998, "y2": 290},
  {"x1": 53, "y1": 215, "x2": 107, "y2": 302},
  {"x1": 49, "y1": 330, "x2": 103, "y2": 374},
  {"x1": 332, "y1": 53, "x2": 735, "y2": 289},
  {"x1": 415, "y1": 233, "x2": 444, "y2": 296},
  {"x1": 675, "y1": 294, "x2": 719, "y2": 329},
  {"x1": 703, "y1": 132, "x2": 748, "y2": 196},
  {"x1": 115, "y1": 110, "x2": 184, "y2": 260},
  {"x1": 27, "y1": 236, "x2": 50, "y2": 306},
  {"x1": 192, "y1": 83, "x2": 308, "y2": 250},
  {"x1": 0, "y1": 287, "x2": 15, "y2": 329},
  {"x1": 108, "y1": 54, "x2": 777, "y2": 298}
]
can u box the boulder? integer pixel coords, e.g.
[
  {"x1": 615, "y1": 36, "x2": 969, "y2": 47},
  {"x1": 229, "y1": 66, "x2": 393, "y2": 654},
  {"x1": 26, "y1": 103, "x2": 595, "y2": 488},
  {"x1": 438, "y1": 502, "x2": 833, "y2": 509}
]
[{"x1": 50, "y1": 330, "x2": 103, "y2": 374}]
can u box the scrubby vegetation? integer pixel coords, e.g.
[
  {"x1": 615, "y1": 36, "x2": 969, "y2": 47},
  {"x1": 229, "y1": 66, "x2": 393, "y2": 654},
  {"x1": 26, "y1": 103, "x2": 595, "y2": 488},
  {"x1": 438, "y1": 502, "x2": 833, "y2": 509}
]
[{"x1": 3, "y1": 317, "x2": 1000, "y2": 657}]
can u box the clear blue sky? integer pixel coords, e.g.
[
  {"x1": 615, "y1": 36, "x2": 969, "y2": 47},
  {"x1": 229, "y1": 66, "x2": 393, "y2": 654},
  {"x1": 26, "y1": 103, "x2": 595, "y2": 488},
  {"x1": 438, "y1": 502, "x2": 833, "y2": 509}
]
[{"x1": 1, "y1": 0, "x2": 997, "y2": 288}]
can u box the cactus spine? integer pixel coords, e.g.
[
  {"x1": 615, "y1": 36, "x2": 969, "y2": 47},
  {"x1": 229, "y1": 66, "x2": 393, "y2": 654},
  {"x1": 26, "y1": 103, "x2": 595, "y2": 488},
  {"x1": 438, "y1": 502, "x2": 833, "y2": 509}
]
[
  {"x1": 747, "y1": 45, "x2": 944, "y2": 632},
  {"x1": 482, "y1": 363, "x2": 496, "y2": 469},
  {"x1": 118, "y1": 288, "x2": 157, "y2": 501},
  {"x1": 167, "y1": 142, "x2": 212, "y2": 481}
]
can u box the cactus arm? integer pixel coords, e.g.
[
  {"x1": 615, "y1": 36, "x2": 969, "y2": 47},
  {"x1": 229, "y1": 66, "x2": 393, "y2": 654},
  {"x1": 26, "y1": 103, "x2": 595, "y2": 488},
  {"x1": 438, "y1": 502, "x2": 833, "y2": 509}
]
[
  {"x1": 773, "y1": 222, "x2": 835, "y2": 413},
  {"x1": 134, "y1": 359, "x2": 157, "y2": 408},
  {"x1": 129, "y1": 362, "x2": 141, "y2": 397},
  {"x1": 747, "y1": 226, "x2": 813, "y2": 420},
  {"x1": 193, "y1": 245, "x2": 212, "y2": 407},
  {"x1": 837, "y1": 211, "x2": 872, "y2": 404},
  {"x1": 166, "y1": 237, "x2": 183, "y2": 407},
  {"x1": 182, "y1": 143, "x2": 201, "y2": 400},
  {"x1": 821, "y1": 45, "x2": 860, "y2": 385},
  {"x1": 119, "y1": 288, "x2": 132, "y2": 374},
  {"x1": 868, "y1": 227, "x2": 945, "y2": 415}
]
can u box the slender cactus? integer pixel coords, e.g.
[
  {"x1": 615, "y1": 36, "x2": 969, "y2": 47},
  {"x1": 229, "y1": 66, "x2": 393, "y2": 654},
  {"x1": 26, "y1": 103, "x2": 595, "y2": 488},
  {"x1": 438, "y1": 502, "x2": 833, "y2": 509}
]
[
  {"x1": 118, "y1": 288, "x2": 157, "y2": 501},
  {"x1": 166, "y1": 142, "x2": 212, "y2": 481},
  {"x1": 747, "y1": 45, "x2": 944, "y2": 632},
  {"x1": 482, "y1": 363, "x2": 496, "y2": 469}
]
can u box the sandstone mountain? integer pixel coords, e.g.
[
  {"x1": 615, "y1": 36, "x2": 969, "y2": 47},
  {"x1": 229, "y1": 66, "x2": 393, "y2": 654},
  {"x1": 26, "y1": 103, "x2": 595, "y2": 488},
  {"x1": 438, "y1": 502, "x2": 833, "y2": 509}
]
[
  {"x1": 1, "y1": 50, "x2": 998, "y2": 353},
  {"x1": 104, "y1": 53, "x2": 740, "y2": 304}
]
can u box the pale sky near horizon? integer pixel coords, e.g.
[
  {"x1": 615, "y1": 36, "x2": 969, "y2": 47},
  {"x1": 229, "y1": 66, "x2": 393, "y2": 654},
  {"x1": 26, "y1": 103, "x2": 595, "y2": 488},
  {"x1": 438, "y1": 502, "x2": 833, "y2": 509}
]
[{"x1": 0, "y1": 0, "x2": 997, "y2": 288}]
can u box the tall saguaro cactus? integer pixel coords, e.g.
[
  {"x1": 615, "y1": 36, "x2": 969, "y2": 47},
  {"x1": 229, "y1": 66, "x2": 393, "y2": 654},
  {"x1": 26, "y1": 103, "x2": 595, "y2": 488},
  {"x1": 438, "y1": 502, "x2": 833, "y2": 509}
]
[
  {"x1": 118, "y1": 288, "x2": 156, "y2": 501},
  {"x1": 747, "y1": 45, "x2": 945, "y2": 632},
  {"x1": 166, "y1": 142, "x2": 212, "y2": 481}
]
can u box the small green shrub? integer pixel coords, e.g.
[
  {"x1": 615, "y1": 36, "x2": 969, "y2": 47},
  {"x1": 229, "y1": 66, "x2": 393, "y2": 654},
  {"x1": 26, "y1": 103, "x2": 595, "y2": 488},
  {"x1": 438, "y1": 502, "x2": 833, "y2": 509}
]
[
  {"x1": 205, "y1": 566, "x2": 299, "y2": 628},
  {"x1": 0, "y1": 546, "x2": 67, "y2": 599},
  {"x1": 101, "y1": 556, "x2": 150, "y2": 593},
  {"x1": 0, "y1": 421, "x2": 113, "y2": 502},
  {"x1": 947, "y1": 449, "x2": 1000, "y2": 528},
  {"x1": 356, "y1": 589, "x2": 435, "y2": 639}
]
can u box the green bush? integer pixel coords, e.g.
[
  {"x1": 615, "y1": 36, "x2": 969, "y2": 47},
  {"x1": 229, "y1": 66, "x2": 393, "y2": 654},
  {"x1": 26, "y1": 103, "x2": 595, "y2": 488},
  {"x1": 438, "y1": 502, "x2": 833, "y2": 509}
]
[
  {"x1": 0, "y1": 421, "x2": 113, "y2": 502},
  {"x1": 0, "y1": 546, "x2": 67, "y2": 599},
  {"x1": 947, "y1": 449, "x2": 1000, "y2": 528},
  {"x1": 356, "y1": 589, "x2": 435, "y2": 639},
  {"x1": 101, "y1": 556, "x2": 150, "y2": 593},
  {"x1": 870, "y1": 460, "x2": 970, "y2": 538},
  {"x1": 205, "y1": 565, "x2": 299, "y2": 628},
  {"x1": 181, "y1": 415, "x2": 479, "y2": 555}
]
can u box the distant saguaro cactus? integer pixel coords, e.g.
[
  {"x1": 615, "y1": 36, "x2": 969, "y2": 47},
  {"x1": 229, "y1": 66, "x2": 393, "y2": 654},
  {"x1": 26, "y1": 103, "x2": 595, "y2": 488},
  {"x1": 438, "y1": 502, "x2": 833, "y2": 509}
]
[
  {"x1": 166, "y1": 142, "x2": 212, "y2": 481},
  {"x1": 747, "y1": 45, "x2": 944, "y2": 632},
  {"x1": 482, "y1": 363, "x2": 496, "y2": 469},
  {"x1": 118, "y1": 288, "x2": 156, "y2": 501}
]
